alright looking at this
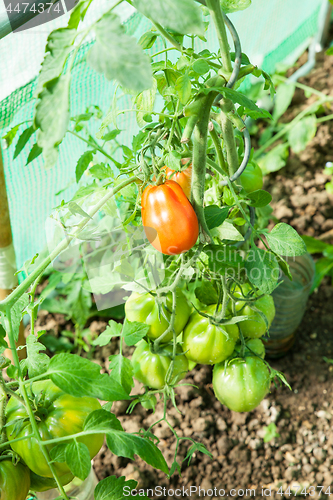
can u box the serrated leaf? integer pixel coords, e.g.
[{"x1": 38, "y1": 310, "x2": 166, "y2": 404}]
[
  {"x1": 109, "y1": 355, "x2": 134, "y2": 395},
  {"x1": 102, "y1": 130, "x2": 122, "y2": 141},
  {"x1": 165, "y1": 151, "x2": 181, "y2": 171},
  {"x1": 245, "y1": 247, "x2": 279, "y2": 295},
  {"x1": 2, "y1": 124, "x2": 20, "y2": 148},
  {"x1": 75, "y1": 151, "x2": 94, "y2": 182},
  {"x1": 92, "y1": 320, "x2": 122, "y2": 347},
  {"x1": 94, "y1": 476, "x2": 138, "y2": 500},
  {"x1": 204, "y1": 205, "x2": 229, "y2": 230},
  {"x1": 288, "y1": 115, "x2": 317, "y2": 154},
  {"x1": 26, "y1": 143, "x2": 43, "y2": 165},
  {"x1": 37, "y1": 28, "x2": 76, "y2": 94},
  {"x1": 66, "y1": 441, "x2": 91, "y2": 480},
  {"x1": 35, "y1": 75, "x2": 70, "y2": 168},
  {"x1": 258, "y1": 143, "x2": 289, "y2": 175},
  {"x1": 47, "y1": 353, "x2": 131, "y2": 400},
  {"x1": 132, "y1": 0, "x2": 205, "y2": 35},
  {"x1": 87, "y1": 12, "x2": 153, "y2": 93},
  {"x1": 206, "y1": 86, "x2": 270, "y2": 119},
  {"x1": 13, "y1": 126, "x2": 35, "y2": 159},
  {"x1": 0, "y1": 294, "x2": 29, "y2": 342},
  {"x1": 138, "y1": 31, "x2": 158, "y2": 50},
  {"x1": 265, "y1": 223, "x2": 307, "y2": 257},
  {"x1": 246, "y1": 190, "x2": 272, "y2": 208},
  {"x1": 106, "y1": 431, "x2": 168, "y2": 474},
  {"x1": 122, "y1": 319, "x2": 149, "y2": 346},
  {"x1": 21, "y1": 334, "x2": 49, "y2": 378},
  {"x1": 192, "y1": 58, "x2": 210, "y2": 75},
  {"x1": 204, "y1": 245, "x2": 244, "y2": 274}
]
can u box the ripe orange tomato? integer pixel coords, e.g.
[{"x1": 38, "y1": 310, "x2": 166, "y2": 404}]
[
  {"x1": 141, "y1": 179, "x2": 199, "y2": 255},
  {"x1": 165, "y1": 159, "x2": 192, "y2": 199}
]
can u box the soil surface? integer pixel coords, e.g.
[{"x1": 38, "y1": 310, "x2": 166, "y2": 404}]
[{"x1": 33, "y1": 48, "x2": 333, "y2": 499}]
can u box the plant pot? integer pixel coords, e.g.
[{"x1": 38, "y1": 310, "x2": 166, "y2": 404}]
[
  {"x1": 34, "y1": 468, "x2": 98, "y2": 500},
  {"x1": 262, "y1": 253, "x2": 315, "y2": 358}
]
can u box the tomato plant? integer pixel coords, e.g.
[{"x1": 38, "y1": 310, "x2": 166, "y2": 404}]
[
  {"x1": 0, "y1": 459, "x2": 30, "y2": 500},
  {"x1": 213, "y1": 356, "x2": 271, "y2": 412},
  {"x1": 131, "y1": 340, "x2": 188, "y2": 389},
  {"x1": 125, "y1": 289, "x2": 191, "y2": 342},
  {"x1": 6, "y1": 380, "x2": 104, "y2": 478},
  {"x1": 0, "y1": 0, "x2": 307, "y2": 497},
  {"x1": 141, "y1": 180, "x2": 199, "y2": 255}
]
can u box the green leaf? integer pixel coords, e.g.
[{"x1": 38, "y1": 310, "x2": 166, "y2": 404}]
[
  {"x1": 89, "y1": 163, "x2": 113, "y2": 180},
  {"x1": 92, "y1": 320, "x2": 122, "y2": 347},
  {"x1": 265, "y1": 223, "x2": 307, "y2": 257},
  {"x1": 258, "y1": 143, "x2": 289, "y2": 175},
  {"x1": 94, "y1": 476, "x2": 138, "y2": 500},
  {"x1": 245, "y1": 247, "x2": 279, "y2": 295},
  {"x1": 205, "y1": 86, "x2": 271, "y2": 119},
  {"x1": 138, "y1": 31, "x2": 158, "y2": 50},
  {"x1": 122, "y1": 319, "x2": 149, "y2": 346},
  {"x1": 35, "y1": 75, "x2": 70, "y2": 168},
  {"x1": 68, "y1": 202, "x2": 92, "y2": 220},
  {"x1": 287, "y1": 115, "x2": 317, "y2": 154},
  {"x1": 184, "y1": 441, "x2": 213, "y2": 464},
  {"x1": 21, "y1": 334, "x2": 49, "y2": 378},
  {"x1": 194, "y1": 281, "x2": 218, "y2": 305},
  {"x1": 37, "y1": 28, "x2": 76, "y2": 94},
  {"x1": 67, "y1": 0, "x2": 91, "y2": 29},
  {"x1": 263, "y1": 422, "x2": 280, "y2": 443},
  {"x1": 246, "y1": 190, "x2": 272, "y2": 208},
  {"x1": 135, "y1": 78, "x2": 157, "y2": 127},
  {"x1": 220, "y1": 0, "x2": 251, "y2": 13},
  {"x1": 165, "y1": 151, "x2": 181, "y2": 171},
  {"x1": 192, "y1": 58, "x2": 210, "y2": 75},
  {"x1": 102, "y1": 130, "x2": 122, "y2": 141},
  {"x1": 2, "y1": 124, "x2": 20, "y2": 148},
  {"x1": 47, "y1": 353, "x2": 131, "y2": 401},
  {"x1": 302, "y1": 235, "x2": 329, "y2": 254},
  {"x1": 84, "y1": 409, "x2": 123, "y2": 433},
  {"x1": 0, "y1": 325, "x2": 8, "y2": 350},
  {"x1": 132, "y1": 0, "x2": 205, "y2": 35},
  {"x1": 75, "y1": 151, "x2": 94, "y2": 183},
  {"x1": 312, "y1": 257, "x2": 333, "y2": 291},
  {"x1": 0, "y1": 294, "x2": 29, "y2": 342},
  {"x1": 326, "y1": 46, "x2": 333, "y2": 56},
  {"x1": 204, "y1": 205, "x2": 229, "y2": 230},
  {"x1": 106, "y1": 432, "x2": 168, "y2": 474},
  {"x1": 204, "y1": 245, "x2": 244, "y2": 274},
  {"x1": 273, "y1": 83, "x2": 295, "y2": 122},
  {"x1": 66, "y1": 441, "x2": 91, "y2": 480},
  {"x1": 109, "y1": 355, "x2": 134, "y2": 395},
  {"x1": 175, "y1": 74, "x2": 192, "y2": 105},
  {"x1": 13, "y1": 126, "x2": 35, "y2": 159},
  {"x1": 49, "y1": 443, "x2": 68, "y2": 463},
  {"x1": 26, "y1": 143, "x2": 43, "y2": 165},
  {"x1": 213, "y1": 220, "x2": 244, "y2": 241},
  {"x1": 87, "y1": 13, "x2": 153, "y2": 93}
]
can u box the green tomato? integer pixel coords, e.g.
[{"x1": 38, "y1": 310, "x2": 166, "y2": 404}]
[
  {"x1": 6, "y1": 380, "x2": 104, "y2": 479},
  {"x1": 125, "y1": 289, "x2": 191, "y2": 342},
  {"x1": 240, "y1": 161, "x2": 263, "y2": 193},
  {"x1": 213, "y1": 356, "x2": 270, "y2": 412},
  {"x1": 132, "y1": 340, "x2": 188, "y2": 389},
  {"x1": 30, "y1": 470, "x2": 74, "y2": 492},
  {"x1": 0, "y1": 460, "x2": 30, "y2": 500},
  {"x1": 235, "y1": 338, "x2": 265, "y2": 359},
  {"x1": 230, "y1": 284, "x2": 275, "y2": 338},
  {"x1": 182, "y1": 305, "x2": 239, "y2": 365}
]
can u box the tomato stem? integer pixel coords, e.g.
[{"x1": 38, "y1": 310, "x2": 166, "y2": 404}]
[
  {"x1": 209, "y1": 125, "x2": 228, "y2": 174},
  {"x1": 205, "y1": 0, "x2": 232, "y2": 73}
]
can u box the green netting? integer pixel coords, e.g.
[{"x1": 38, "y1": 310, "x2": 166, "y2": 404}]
[{"x1": 0, "y1": 0, "x2": 325, "y2": 276}]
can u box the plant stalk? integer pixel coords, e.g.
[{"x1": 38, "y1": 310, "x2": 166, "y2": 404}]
[{"x1": 206, "y1": 0, "x2": 232, "y2": 72}]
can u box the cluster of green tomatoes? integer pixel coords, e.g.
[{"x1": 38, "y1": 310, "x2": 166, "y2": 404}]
[{"x1": 125, "y1": 282, "x2": 276, "y2": 413}]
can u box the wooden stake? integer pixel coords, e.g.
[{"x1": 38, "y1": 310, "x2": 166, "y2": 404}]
[{"x1": 0, "y1": 144, "x2": 26, "y2": 360}]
